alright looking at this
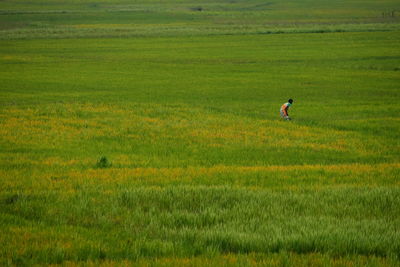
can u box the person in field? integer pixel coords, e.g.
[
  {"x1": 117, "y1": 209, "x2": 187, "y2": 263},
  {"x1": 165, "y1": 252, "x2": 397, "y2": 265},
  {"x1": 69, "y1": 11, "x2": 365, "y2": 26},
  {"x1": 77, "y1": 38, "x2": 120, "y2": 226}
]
[{"x1": 280, "y1": 99, "x2": 293, "y2": 120}]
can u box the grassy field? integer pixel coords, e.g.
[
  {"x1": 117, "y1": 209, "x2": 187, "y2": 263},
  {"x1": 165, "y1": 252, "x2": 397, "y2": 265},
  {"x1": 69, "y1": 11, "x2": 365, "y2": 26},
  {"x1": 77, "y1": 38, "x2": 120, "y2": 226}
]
[{"x1": 1, "y1": 0, "x2": 400, "y2": 266}]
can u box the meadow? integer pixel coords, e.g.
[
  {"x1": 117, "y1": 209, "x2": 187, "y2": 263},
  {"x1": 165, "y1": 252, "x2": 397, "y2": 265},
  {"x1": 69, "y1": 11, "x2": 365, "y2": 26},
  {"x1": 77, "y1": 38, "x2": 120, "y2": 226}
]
[{"x1": 1, "y1": 0, "x2": 400, "y2": 266}]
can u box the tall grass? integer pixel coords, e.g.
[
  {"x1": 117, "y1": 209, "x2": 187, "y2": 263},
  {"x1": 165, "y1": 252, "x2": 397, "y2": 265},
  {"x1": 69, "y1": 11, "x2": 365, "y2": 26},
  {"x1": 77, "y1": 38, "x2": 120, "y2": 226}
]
[{"x1": 2, "y1": 187, "x2": 399, "y2": 265}]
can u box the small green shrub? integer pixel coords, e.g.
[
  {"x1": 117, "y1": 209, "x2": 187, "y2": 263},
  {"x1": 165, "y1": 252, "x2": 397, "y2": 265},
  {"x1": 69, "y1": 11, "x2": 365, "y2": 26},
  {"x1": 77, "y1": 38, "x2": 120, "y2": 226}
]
[{"x1": 95, "y1": 156, "x2": 112, "y2": 168}]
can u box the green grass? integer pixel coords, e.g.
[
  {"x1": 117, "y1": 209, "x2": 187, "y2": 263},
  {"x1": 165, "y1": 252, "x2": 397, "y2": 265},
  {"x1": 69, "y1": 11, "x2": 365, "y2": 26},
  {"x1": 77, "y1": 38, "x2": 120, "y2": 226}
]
[
  {"x1": 1, "y1": 0, "x2": 400, "y2": 39},
  {"x1": 1, "y1": 0, "x2": 400, "y2": 266}
]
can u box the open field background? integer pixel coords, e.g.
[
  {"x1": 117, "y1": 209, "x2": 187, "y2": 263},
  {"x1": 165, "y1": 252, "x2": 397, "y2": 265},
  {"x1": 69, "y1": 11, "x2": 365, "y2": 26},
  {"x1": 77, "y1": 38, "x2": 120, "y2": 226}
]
[
  {"x1": 1, "y1": 0, "x2": 400, "y2": 266},
  {"x1": 1, "y1": 0, "x2": 400, "y2": 39}
]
